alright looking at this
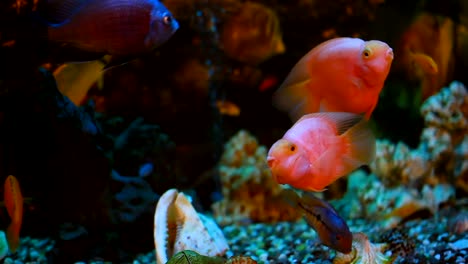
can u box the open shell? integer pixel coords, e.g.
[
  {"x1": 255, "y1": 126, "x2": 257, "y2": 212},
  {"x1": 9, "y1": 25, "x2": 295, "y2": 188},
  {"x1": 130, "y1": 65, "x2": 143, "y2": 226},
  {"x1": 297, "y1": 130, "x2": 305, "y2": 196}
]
[{"x1": 154, "y1": 189, "x2": 229, "y2": 264}]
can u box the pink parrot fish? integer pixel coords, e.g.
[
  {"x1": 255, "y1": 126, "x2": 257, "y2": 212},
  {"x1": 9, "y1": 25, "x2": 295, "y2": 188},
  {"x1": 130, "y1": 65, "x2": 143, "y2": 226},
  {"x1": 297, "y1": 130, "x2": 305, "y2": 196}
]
[
  {"x1": 267, "y1": 112, "x2": 376, "y2": 192},
  {"x1": 47, "y1": 0, "x2": 179, "y2": 55},
  {"x1": 273, "y1": 37, "x2": 394, "y2": 121}
]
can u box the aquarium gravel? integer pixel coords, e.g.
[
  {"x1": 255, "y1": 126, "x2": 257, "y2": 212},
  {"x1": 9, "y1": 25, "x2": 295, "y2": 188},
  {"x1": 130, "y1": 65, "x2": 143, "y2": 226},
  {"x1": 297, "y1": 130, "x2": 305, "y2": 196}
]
[{"x1": 3, "y1": 212, "x2": 467, "y2": 264}]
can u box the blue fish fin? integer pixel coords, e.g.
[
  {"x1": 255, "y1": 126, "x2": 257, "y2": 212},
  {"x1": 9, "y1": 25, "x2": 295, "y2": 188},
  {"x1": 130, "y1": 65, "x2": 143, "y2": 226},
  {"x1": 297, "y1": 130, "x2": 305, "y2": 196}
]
[{"x1": 45, "y1": 0, "x2": 91, "y2": 25}]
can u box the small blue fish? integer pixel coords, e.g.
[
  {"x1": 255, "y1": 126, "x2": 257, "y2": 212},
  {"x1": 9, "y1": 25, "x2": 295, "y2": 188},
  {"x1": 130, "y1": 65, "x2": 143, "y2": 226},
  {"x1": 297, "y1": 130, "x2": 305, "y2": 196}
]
[
  {"x1": 46, "y1": 0, "x2": 179, "y2": 55},
  {"x1": 138, "y1": 162, "x2": 154, "y2": 178},
  {"x1": 283, "y1": 188, "x2": 352, "y2": 253}
]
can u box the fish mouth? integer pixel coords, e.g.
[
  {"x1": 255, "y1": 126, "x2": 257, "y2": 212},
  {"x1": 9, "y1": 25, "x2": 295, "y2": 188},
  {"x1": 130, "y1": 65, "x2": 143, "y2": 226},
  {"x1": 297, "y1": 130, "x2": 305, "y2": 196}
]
[
  {"x1": 266, "y1": 156, "x2": 281, "y2": 182},
  {"x1": 386, "y1": 48, "x2": 394, "y2": 61},
  {"x1": 266, "y1": 156, "x2": 275, "y2": 168}
]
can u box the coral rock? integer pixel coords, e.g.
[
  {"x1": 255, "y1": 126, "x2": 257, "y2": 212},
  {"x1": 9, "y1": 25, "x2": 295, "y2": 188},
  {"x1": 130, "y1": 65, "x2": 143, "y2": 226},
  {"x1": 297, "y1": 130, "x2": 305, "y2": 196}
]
[
  {"x1": 154, "y1": 189, "x2": 229, "y2": 264},
  {"x1": 335, "y1": 171, "x2": 455, "y2": 227},
  {"x1": 371, "y1": 139, "x2": 431, "y2": 187},
  {"x1": 371, "y1": 81, "x2": 468, "y2": 192},
  {"x1": 212, "y1": 130, "x2": 301, "y2": 225},
  {"x1": 419, "y1": 81, "x2": 468, "y2": 189},
  {"x1": 421, "y1": 81, "x2": 468, "y2": 132}
]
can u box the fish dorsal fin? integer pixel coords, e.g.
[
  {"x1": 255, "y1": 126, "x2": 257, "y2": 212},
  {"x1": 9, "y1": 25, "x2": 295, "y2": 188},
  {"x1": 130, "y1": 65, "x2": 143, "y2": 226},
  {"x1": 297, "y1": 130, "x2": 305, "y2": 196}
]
[
  {"x1": 299, "y1": 191, "x2": 332, "y2": 210},
  {"x1": 273, "y1": 51, "x2": 317, "y2": 122},
  {"x1": 331, "y1": 113, "x2": 363, "y2": 135},
  {"x1": 46, "y1": 0, "x2": 91, "y2": 25},
  {"x1": 297, "y1": 112, "x2": 364, "y2": 135}
]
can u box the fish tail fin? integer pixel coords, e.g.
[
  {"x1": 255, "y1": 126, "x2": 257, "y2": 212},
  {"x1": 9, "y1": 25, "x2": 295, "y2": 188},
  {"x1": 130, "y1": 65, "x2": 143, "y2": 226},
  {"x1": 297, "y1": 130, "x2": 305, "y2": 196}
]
[
  {"x1": 340, "y1": 117, "x2": 376, "y2": 171},
  {"x1": 6, "y1": 222, "x2": 20, "y2": 253}
]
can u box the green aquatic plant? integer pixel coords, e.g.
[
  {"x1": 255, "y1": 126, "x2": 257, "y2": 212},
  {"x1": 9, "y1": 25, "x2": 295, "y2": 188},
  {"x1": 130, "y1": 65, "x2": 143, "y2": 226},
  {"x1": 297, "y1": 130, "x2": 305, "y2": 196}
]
[
  {"x1": 166, "y1": 250, "x2": 258, "y2": 264},
  {"x1": 166, "y1": 250, "x2": 226, "y2": 264}
]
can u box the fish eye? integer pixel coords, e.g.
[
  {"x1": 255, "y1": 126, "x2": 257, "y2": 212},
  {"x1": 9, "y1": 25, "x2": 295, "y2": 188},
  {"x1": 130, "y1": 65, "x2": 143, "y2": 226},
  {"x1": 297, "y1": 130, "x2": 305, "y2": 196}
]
[
  {"x1": 290, "y1": 144, "x2": 296, "y2": 152},
  {"x1": 336, "y1": 235, "x2": 341, "y2": 240},
  {"x1": 362, "y1": 48, "x2": 372, "y2": 59},
  {"x1": 163, "y1": 14, "x2": 173, "y2": 25}
]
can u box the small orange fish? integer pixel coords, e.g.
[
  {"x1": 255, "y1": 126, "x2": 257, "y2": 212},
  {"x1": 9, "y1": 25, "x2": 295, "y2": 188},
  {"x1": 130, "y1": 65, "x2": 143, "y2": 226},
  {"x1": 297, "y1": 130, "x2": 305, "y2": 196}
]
[
  {"x1": 216, "y1": 100, "x2": 240, "y2": 116},
  {"x1": 267, "y1": 112, "x2": 375, "y2": 192},
  {"x1": 409, "y1": 52, "x2": 439, "y2": 76},
  {"x1": 283, "y1": 188, "x2": 352, "y2": 253},
  {"x1": 396, "y1": 12, "x2": 455, "y2": 100},
  {"x1": 273, "y1": 37, "x2": 394, "y2": 121},
  {"x1": 47, "y1": 0, "x2": 179, "y2": 55},
  {"x1": 53, "y1": 55, "x2": 111, "y2": 105},
  {"x1": 3, "y1": 175, "x2": 23, "y2": 253}
]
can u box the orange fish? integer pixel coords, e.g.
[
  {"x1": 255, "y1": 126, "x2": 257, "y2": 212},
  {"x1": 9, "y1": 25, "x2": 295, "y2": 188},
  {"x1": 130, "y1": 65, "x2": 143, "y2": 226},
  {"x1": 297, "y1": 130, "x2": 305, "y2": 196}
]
[
  {"x1": 220, "y1": 1, "x2": 285, "y2": 65},
  {"x1": 216, "y1": 100, "x2": 240, "y2": 116},
  {"x1": 3, "y1": 175, "x2": 23, "y2": 253},
  {"x1": 395, "y1": 12, "x2": 455, "y2": 100},
  {"x1": 267, "y1": 112, "x2": 375, "y2": 192},
  {"x1": 408, "y1": 52, "x2": 439, "y2": 76},
  {"x1": 53, "y1": 55, "x2": 111, "y2": 105},
  {"x1": 273, "y1": 37, "x2": 394, "y2": 121}
]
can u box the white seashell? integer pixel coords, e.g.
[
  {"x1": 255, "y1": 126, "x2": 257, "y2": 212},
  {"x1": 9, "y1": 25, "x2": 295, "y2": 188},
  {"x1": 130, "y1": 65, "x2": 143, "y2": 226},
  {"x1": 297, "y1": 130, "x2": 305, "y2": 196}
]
[{"x1": 154, "y1": 189, "x2": 229, "y2": 264}]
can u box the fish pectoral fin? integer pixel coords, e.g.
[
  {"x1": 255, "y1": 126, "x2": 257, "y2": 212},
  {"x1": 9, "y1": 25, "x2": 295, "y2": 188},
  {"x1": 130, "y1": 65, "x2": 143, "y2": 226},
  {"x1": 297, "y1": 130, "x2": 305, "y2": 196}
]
[
  {"x1": 340, "y1": 117, "x2": 376, "y2": 171},
  {"x1": 309, "y1": 143, "x2": 340, "y2": 185}
]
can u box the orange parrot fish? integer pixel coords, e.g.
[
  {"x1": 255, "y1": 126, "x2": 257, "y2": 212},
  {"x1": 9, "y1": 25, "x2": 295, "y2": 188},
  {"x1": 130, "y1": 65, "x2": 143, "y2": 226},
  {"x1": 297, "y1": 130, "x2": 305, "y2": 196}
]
[
  {"x1": 273, "y1": 37, "x2": 394, "y2": 121},
  {"x1": 3, "y1": 175, "x2": 23, "y2": 253},
  {"x1": 267, "y1": 112, "x2": 376, "y2": 192}
]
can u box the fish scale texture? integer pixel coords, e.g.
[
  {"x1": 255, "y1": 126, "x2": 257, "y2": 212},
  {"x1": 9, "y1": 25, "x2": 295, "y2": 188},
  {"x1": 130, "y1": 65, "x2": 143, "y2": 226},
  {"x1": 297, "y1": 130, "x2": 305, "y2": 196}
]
[{"x1": 49, "y1": 0, "x2": 152, "y2": 54}]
